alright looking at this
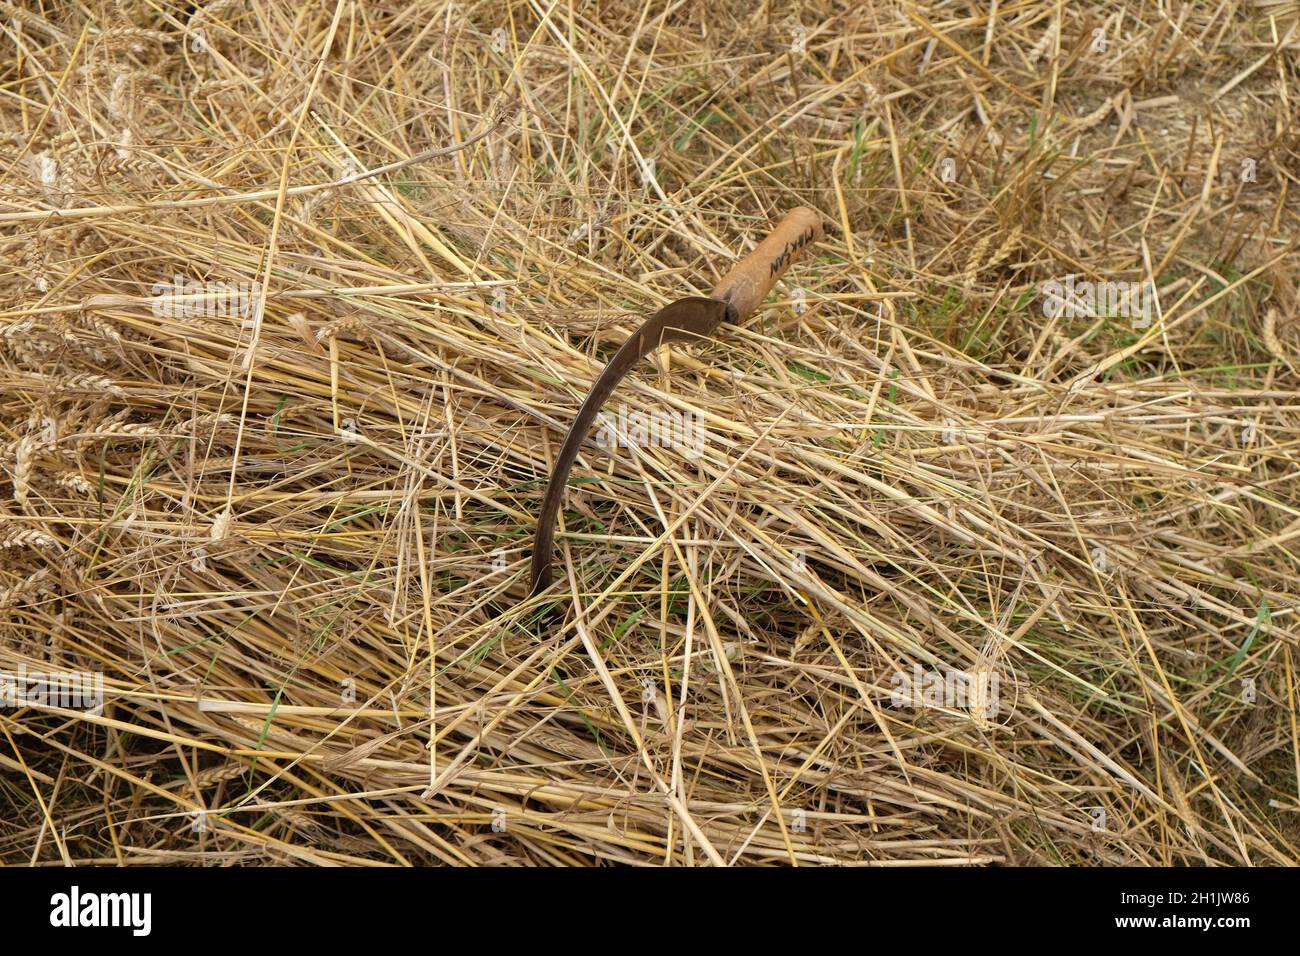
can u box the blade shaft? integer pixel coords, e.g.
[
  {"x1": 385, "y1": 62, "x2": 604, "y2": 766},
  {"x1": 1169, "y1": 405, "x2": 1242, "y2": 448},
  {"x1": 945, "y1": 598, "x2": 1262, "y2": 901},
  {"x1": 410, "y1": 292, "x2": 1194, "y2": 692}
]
[{"x1": 529, "y1": 297, "x2": 725, "y2": 594}]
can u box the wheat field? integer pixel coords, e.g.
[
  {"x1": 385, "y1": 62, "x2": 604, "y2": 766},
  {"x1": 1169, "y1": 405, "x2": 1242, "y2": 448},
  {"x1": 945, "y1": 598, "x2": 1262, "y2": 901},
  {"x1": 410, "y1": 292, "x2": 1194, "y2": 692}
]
[{"x1": 1, "y1": 0, "x2": 1298, "y2": 865}]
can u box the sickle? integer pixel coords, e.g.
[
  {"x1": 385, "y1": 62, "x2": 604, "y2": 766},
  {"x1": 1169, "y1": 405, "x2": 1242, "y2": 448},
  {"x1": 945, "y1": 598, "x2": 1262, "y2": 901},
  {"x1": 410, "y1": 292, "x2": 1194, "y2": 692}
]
[{"x1": 529, "y1": 207, "x2": 823, "y2": 595}]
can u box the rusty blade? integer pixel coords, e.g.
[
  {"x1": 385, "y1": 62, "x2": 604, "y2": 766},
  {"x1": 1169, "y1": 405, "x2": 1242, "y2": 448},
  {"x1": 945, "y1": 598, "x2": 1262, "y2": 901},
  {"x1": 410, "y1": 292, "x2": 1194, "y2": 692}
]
[{"x1": 529, "y1": 296, "x2": 729, "y2": 595}]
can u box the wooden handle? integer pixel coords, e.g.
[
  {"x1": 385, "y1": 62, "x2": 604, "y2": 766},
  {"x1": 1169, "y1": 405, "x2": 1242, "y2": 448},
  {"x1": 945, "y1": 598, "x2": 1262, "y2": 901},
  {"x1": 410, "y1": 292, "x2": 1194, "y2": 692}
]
[{"x1": 711, "y1": 207, "x2": 822, "y2": 322}]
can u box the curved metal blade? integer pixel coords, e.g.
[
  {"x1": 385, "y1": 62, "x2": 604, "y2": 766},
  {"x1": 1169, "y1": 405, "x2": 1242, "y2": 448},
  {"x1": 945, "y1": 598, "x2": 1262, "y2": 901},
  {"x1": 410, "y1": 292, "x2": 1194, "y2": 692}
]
[{"x1": 529, "y1": 296, "x2": 729, "y2": 595}]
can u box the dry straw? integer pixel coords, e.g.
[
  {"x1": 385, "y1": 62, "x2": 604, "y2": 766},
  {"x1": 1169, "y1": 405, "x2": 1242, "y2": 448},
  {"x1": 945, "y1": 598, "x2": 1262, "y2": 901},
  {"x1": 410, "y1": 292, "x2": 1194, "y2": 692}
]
[{"x1": 0, "y1": 0, "x2": 1297, "y2": 865}]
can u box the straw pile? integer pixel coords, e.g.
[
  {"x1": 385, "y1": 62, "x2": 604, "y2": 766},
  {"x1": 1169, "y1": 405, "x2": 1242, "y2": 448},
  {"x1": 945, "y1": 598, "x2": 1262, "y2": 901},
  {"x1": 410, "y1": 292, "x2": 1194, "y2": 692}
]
[{"x1": 1, "y1": 0, "x2": 1298, "y2": 865}]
